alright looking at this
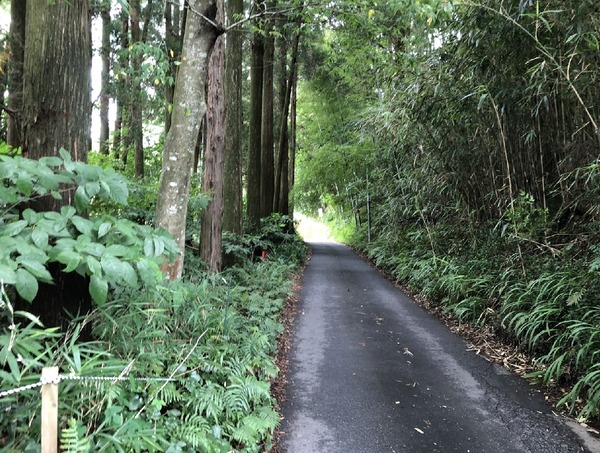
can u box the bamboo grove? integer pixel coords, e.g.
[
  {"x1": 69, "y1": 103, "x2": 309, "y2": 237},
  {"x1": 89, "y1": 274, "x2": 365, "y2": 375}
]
[{"x1": 294, "y1": 0, "x2": 600, "y2": 422}]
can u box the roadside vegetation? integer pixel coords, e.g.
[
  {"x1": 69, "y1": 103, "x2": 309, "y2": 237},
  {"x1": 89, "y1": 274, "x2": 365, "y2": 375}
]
[
  {"x1": 0, "y1": 152, "x2": 308, "y2": 451},
  {"x1": 294, "y1": 0, "x2": 600, "y2": 425}
]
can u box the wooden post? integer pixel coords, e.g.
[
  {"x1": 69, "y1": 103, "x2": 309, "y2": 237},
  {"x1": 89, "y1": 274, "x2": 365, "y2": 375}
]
[{"x1": 41, "y1": 366, "x2": 59, "y2": 453}]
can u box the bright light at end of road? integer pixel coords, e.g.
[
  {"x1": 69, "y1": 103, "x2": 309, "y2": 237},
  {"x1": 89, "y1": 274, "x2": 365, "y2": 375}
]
[{"x1": 295, "y1": 213, "x2": 334, "y2": 243}]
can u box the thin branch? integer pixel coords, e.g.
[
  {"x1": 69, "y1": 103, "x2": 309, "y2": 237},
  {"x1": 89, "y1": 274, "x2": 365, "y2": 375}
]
[
  {"x1": 0, "y1": 104, "x2": 19, "y2": 118},
  {"x1": 186, "y1": 2, "x2": 223, "y2": 32},
  {"x1": 225, "y1": 4, "x2": 309, "y2": 32}
]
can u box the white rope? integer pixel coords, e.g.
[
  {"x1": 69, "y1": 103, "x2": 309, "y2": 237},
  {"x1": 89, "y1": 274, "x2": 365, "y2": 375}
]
[{"x1": 0, "y1": 373, "x2": 177, "y2": 399}]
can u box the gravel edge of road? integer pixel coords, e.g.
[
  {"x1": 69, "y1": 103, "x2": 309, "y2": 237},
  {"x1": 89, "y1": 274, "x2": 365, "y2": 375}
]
[{"x1": 270, "y1": 252, "x2": 311, "y2": 453}]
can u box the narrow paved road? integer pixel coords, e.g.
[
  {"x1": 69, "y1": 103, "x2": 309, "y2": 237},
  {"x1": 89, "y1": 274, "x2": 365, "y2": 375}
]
[{"x1": 279, "y1": 241, "x2": 600, "y2": 453}]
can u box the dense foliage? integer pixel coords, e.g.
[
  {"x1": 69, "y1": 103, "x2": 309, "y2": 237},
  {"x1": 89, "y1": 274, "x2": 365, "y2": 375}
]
[
  {"x1": 0, "y1": 153, "x2": 308, "y2": 451},
  {"x1": 295, "y1": 0, "x2": 600, "y2": 422}
]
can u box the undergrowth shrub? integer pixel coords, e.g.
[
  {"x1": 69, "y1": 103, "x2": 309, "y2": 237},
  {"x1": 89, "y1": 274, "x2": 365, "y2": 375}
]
[
  {"x1": 0, "y1": 227, "x2": 308, "y2": 452},
  {"x1": 349, "y1": 217, "x2": 600, "y2": 423}
]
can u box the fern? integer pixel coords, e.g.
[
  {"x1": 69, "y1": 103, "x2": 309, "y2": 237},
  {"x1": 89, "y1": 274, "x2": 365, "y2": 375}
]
[
  {"x1": 231, "y1": 406, "x2": 279, "y2": 446},
  {"x1": 60, "y1": 418, "x2": 90, "y2": 453},
  {"x1": 195, "y1": 381, "x2": 226, "y2": 423},
  {"x1": 173, "y1": 414, "x2": 211, "y2": 450}
]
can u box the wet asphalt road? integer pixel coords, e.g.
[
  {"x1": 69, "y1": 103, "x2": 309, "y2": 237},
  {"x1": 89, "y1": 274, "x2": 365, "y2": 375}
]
[{"x1": 279, "y1": 241, "x2": 600, "y2": 453}]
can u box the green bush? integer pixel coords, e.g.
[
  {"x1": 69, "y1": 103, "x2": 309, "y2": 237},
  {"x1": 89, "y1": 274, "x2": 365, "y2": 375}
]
[
  {"x1": 0, "y1": 150, "x2": 178, "y2": 305},
  {"x1": 0, "y1": 230, "x2": 308, "y2": 452}
]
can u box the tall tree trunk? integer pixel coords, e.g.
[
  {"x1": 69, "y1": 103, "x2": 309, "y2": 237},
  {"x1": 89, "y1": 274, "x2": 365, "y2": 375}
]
[
  {"x1": 260, "y1": 11, "x2": 275, "y2": 219},
  {"x1": 23, "y1": 0, "x2": 91, "y2": 166},
  {"x1": 289, "y1": 64, "x2": 298, "y2": 215},
  {"x1": 155, "y1": 0, "x2": 220, "y2": 280},
  {"x1": 246, "y1": 5, "x2": 264, "y2": 232},
  {"x1": 7, "y1": 0, "x2": 26, "y2": 148},
  {"x1": 20, "y1": 0, "x2": 92, "y2": 329},
  {"x1": 164, "y1": 0, "x2": 184, "y2": 135},
  {"x1": 222, "y1": 0, "x2": 244, "y2": 236},
  {"x1": 276, "y1": 31, "x2": 300, "y2": 215},
  {"x1": 164, "y1": 1, "x2": 175, "y2": 134},
  {"x1": 200, "y1": 0, "x2": 225, "y2": 273},
  {"x1": 99, "y1": 2, "x2": 111, "y2": 154},
  {"x1": 113, "y1": 11, "x2": 129, "y2": 160},
  {"x1": 130, "y1": 0, "x2": 144, "y2": 178},
  {"x1": 273, "y1": 33, "x2": 289, "y2": 212},
  {"x1": 112, "y1": 102, "x2": 122, "y2": 159},
  {"x1": 0, "y1": 45, "x2": 7, "y2": 142}
]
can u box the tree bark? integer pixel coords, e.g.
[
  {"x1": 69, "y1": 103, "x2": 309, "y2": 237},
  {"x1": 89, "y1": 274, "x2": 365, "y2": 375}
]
[
  {"x1": 164, "y1": 1, "x2": 175, "y2": 134},
  {"x1": 289, "y1": 62, "x2": 298, "y2": 215},
  {"x1": 246, "y1": 1, "x2": 264, "y2": 232},
  {"x1": 20, "y1": 0, "x2": 93, "y2": 329},
  {"x1": 7, "y1": 0, "x2": 26, "y2": 148},
  {"x1": 200, "y1": 0, "x2": 225, "y2": 273},
  {"x1": 130, "y1": 0, "x2": 144, "y2": 178},
  {"x1": 276, "y1": 31, "x2": 300, "y2": 215},
  {"x1": 99, "y1": 2, "x2": 111, "y2": 154},
  {"x1": 23, "y1": 0, "x2": 91, "y2": 167},
  {"x1": 273, "y1": 32, "x2": 289, "y2": 212},
  {"x1": 260, "y1": 12, "x2": 275, "y2": 219},
  {"x1": 113, "y1": 11, "x2": 129, "y2": 160},
  {"x1": 222, "y1": 0, "x2": 243, "y2": 236},
  {"x1": 155, "y1": 0, "x2": 220, "y2": 280}
]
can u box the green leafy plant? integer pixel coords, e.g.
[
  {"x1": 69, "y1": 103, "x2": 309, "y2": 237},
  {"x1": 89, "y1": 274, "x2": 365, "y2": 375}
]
[{"x1": 0, "y1": 150, "x2": 178, "y2": 304}]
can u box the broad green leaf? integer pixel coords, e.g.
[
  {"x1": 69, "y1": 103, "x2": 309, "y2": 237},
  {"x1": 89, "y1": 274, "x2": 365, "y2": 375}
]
[
  {"x1": 0, "y1": 236, "x2": 17, "y2": 255},
  {"x1": 0, "y1": 186, "x2": 19, "y2": 204},
  {"x1": 18, "y1": 258, "x2": 52, "y2": 282},
  {"x1": 1, "y1": 220, "x2": 28, "y2": 237},
  {"x1": 21, "y1": 209, "x2": 39, "y2": 224},
  {"x1": 84, "y1": 181, "x2": 100, "y2": 198},
  {"x1": 15, "y1": 268, "x2": 39, "y2": 302},
  {"x1": 39, "y1": 156, "x2": 63, "y2": 167},
  {"x1": 98, "y1": 221, "x2": 112, "y2": 238},
  {"x1": 54, "y1": 250, "x2": 81, "y2": 273},
  {"x1": 136, "y1": 259, "x2": 161, "y2": 285},
  {"x1": 44, "y1": 211, "x2": 63, "y2": 221},
  {"x1": 71, "y1": 216, "x2": 94, "y2": 236},
  {"x1": 120, "y1": 261, "x2": 138, "y2": 287},
  {"x1": 153, "y1": 237, "x2": 165, "y2": 257},
  {"x1": 81, "y1": 241, "x2": 105, "y2": 257},
  {"x1": 59, "y1": 148, "x2": 75, "y2": 172},
  {"x1": 100, "y1": 254, "x2": 124, "y2": 282},
  {"x1": 0, "y1": 263, "x2": 17, "y2": 284},
  {"x1": 60, "y1": 205, "x2": 76, "y2": 219},
  {"x1": 16, "y1": 173, "x2": 33, "y2": 196},
  {"x1": 75, "y1": 186, "x2": 91, "y2": 211},
  {"x1": 31, "y1": 229, "x2": 49, "y2": 249},
  {"x1": 6, "y1": 351, "x2": 20, "y2": 381},
  {"x1": 86, "y1": 256, "x2": 102, "y2": 275},
  {"x1": 105, "y1": 244, "x2": 133, "y2": 258},
  {"x1": 106, "y1": 177, "x2": 128, "y2": 204},
  {"x1": 143, "y1": 237, "x2": 154, "y2": 257},
  {"x1": 89, "y1": 275, "x2": 108, "y2": 305}
]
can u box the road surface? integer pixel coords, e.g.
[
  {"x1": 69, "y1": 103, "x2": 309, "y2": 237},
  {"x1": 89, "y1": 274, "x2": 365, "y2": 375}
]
[{"x1": 279, "y1": 241, "x2": 600, "y2": 453}]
